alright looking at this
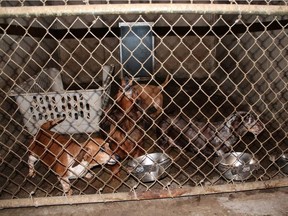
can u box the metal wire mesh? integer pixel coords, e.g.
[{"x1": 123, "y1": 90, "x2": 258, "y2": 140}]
[
  {"x1": 0, "y1": 2, "x2": 287, "y2": 207},
  {"x1": 0, "y1": 0, "x2": 288, "y2": 6}
]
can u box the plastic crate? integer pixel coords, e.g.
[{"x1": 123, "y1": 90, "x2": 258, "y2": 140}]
[
  {"x1": 15, "y1": 89, "x2": 103, "y2": 135},
  {"x1": 10, "y1": 66, "x2": 113, "y2": 135}
]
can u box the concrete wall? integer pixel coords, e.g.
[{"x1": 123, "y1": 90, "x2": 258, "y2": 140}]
[
  {"x1": 216, "y1": 14, "x2": 288, "y2": 131},
  {"x1": 0, "y1": 13, "x2": 286, "y2": 125},
  {"x1": 54, "y1": 13, "x2": 217, "y2": 87},
  {"x1": 0, "y1": 17, "x2": 58, "y2": 91},
  {"x1": 0, "y1": 17, "x2": 58, "y2": 157}
]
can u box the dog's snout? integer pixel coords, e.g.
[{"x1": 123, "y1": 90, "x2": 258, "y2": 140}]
[
  {"x1": 106, "y1": 154, "x2": 121, "y2": 166},
  {"x1": 115, "y1": 154, "x2": 121, "y2": 161}
]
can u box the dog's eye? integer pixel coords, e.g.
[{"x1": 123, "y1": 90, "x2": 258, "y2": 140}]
[{"x1": 108, "y1": 141, "x2": 113, "y2": 149}]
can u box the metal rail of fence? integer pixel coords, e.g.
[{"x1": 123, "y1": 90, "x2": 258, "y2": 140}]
[{"x1": 0, "y1": 2, "x2": 287, "y2": 208}]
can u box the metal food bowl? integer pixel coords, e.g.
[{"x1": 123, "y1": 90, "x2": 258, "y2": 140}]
[
  {"x1": 276, "y1": 153, "x2": 288, "y2": 174},
  {"x1": 215, "y1": 152, "x2": 259, "y2": 181},
  {"x1": 127, "y1": 153, "x2": 171, "y2": 182}
]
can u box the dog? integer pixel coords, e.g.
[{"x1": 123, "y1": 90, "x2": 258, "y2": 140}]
[
  {"x1": 132, "y1": 75, "x2": 170, "y2": 120},
  {"x1": 158, "y1": 111, "x2": 264, "y2": 156},
  {"x1": 104, "y1": 78, "x2": 146, "y2": 175},
  {"x1": 28, "y1": 118, "x2": 119, "y2": 195}
]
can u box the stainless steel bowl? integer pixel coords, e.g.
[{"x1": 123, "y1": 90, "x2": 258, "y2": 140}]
[
  {"x1": 127, "y1": 153, "x2": 171, "y2": 182},
  {"x1": 215, "y1": 152, "x2": 259, "y2": 181},
  {"x1": 276, "y1": 153, "x2": 288, "y2": 174}
]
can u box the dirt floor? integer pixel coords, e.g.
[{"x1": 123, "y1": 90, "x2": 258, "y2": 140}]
[{"x1": 1, "y1": 187, "x2": 287, "y2": 216}]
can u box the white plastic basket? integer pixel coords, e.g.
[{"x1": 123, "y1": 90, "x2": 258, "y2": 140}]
[
  {"x1": 15, "y1": 89, "x2": 103, "y2": 135},
  {"x1": 10, "y1": 66, "x2": 113, "y2": 135}
]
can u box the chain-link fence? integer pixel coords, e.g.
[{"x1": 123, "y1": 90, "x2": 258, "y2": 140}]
[{"x1": 0, "y1": 1, "x2": 287, "y2": 208}]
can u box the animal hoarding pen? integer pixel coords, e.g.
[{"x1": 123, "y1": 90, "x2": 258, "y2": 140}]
[{"x1": 0, "y1": 0, "x2": 287, "y2": 208}]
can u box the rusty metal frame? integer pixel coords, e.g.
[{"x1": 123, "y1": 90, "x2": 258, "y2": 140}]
[
  {"x1": 0, "y1": 4, "x2": 287, "y2": 18},
  {"x1": 1, "y1": 179, "x2": 287, "y2": 209}
]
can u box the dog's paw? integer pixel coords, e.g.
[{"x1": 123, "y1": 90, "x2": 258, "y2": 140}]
[
  {"x1": 84, "y1": 172, "x2": 93, "y2": 179},
  {"x1": 28, "y1": 171, "x2": 36, "y2": 178},
  {"x1": 62, "y1": 189, "x2": 73, "y2": 196}
]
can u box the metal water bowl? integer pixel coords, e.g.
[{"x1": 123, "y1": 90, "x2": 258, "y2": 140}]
[
  {"x1": 215, "y1": 152, "x2": 259, "y2": 181},
  {"x1": 127, "y1": 153, "x2": 171, "y2": 182},
  {"x1": 276, "y1": 153, "x2": 288, "y2": 174}
]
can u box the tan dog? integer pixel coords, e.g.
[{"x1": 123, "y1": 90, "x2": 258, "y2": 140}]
[
  {"x1": 28, "y1": 118, "x2": 118, "y2": 195},
  {"x1": 105, "y1": 78, "x2": 145, "y2": 175},
  {"x1": 132, "y1": 76, "x2": 170, "y2": 119}
]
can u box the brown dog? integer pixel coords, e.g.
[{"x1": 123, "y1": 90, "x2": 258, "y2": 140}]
[
  {"x1": 28, "y1": 118, "x2": 118, "y2": 195},
  {"x1": 132, "y1": 76, "x2": 170, "y2": 119},
  {"x1": 105, "y1": 78, "x2": 145, "y2": 175}
]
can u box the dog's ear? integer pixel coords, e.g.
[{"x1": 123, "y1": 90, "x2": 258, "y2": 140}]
[
  {"x1": 76, "y1": 149, "x2": 85, "y2": 162},
  {"x1": 76, "y1": 147, "x2": 92, "y2": 162},
  {"x1": 83, "y1": 147, "x2": 93, "y2": 161},
  {"x1": 231, "y1": 115, "x2": 241, "y2": 128}
]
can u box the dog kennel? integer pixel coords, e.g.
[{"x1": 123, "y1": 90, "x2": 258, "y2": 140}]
[{"x1": 0, "y1": 0, "x2": 287, "y2": 208}]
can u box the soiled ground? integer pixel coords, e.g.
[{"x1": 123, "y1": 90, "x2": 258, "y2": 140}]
[{"x1": 1, "y1": 187, "x2": 287, "y2": 216}]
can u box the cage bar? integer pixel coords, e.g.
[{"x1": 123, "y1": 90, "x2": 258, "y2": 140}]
[{"x1": 0, "y1": 4, "x2": 288, "y2": 18}]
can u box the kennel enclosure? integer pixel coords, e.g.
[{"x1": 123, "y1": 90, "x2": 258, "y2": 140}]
[{"x1": 0, "y1": 1, "x2": 287, "y2": 208}]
